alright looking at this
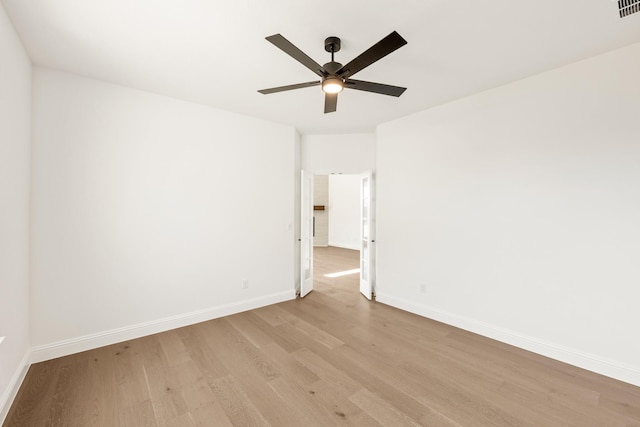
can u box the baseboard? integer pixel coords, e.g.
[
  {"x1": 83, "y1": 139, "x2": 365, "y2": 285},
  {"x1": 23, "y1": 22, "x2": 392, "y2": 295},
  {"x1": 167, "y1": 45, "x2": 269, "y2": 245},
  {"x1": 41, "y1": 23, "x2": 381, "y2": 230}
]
[
  {"x1": 0, "y1": 350, "x2": 31, "y2": 425},
  {"x1": 31, "y1": 290, "x2": 295, "y2": 364},
  {"x1": 376, "y1": 292, "x2": 640, "y2": 388}
]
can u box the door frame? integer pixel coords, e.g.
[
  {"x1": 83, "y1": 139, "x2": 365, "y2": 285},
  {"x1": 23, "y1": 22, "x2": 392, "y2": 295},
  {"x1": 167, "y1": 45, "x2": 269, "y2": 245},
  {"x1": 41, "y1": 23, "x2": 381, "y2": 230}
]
[
  {"x1": 296, "y1": 170, "x2": 376, "y2": 299},
  {"x1": 359, "y1": 170, "x2": 375, "y2": 300},
  {"x1": 299, "y1": 170, "x2": 314, "y2": 297}
]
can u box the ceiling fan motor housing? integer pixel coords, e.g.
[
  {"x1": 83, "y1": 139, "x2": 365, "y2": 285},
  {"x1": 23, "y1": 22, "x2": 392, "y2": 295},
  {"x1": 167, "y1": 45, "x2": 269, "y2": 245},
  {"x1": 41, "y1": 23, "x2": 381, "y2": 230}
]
[
  {"x1": 323, "y1": 61, "x2": 343, "y2": 75},
  {"x1": 324, "y1": 36, "x2": 341, "y2": 53}
]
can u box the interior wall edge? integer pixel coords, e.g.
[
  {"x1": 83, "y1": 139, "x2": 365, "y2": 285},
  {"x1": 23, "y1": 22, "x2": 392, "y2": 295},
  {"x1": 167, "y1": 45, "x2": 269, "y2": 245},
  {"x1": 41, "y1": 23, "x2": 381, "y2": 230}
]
[
  {"x1": 376, "y1": 292, "x2": 640, "y2": 388},
  {"x1": 29, "y1": 290, "x2": 295, "y2": 364},
  {"x1": 0, "y1": 350, "x2": 31, "y2": 426}
]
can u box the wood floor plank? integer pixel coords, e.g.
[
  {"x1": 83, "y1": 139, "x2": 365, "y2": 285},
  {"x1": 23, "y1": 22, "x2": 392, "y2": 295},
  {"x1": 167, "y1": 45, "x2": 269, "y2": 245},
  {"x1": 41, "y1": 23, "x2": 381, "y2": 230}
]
[
  {"x1": 266, "y1": 376, "x2": 333, "y2": 427},
  {"x1": 118, "y1": 399, "x2": 157, "y2": 427},
  {"x1": 349, "y1": 388, "x2": 423, "y2": 427},
  {"x1": 286, "y1": 316, "x2": 345, "y2": 349},
  {"x1": 335, "y1": 340, "x2": 504, "y2": 426},
  {"x1": 334, "y1": 346, "x2": 459, "y2": 425},
  {"x1": 148, "y1": 391, "x2": 189, "y2": 427},
  {"x1": 4, "y1": 246, "x2": 640, "y2": 427},
  {"x1": 291, "y1": 347, "x2": 361, "y2": 396},
  {"x1": 43, "y1": 361, "x2": 78, "y2": 425},
  {"x1": 143, "y1": 360, "x2": 203, "y2": 401},
  {"x1": 188, "y1": 401, "x2": 234, "y2": 427},
  {"x1": 225, "y1": 311, "x2": 276, "y2": 348},
  {"x1": 304, "y1": 379, "x2": 383, "y2": 426},
  {"x1": 258, "y1": 341, "x2": 320, "y2": 386},
  {"x1": 4, "y1": 359, "x2": 61, "y2": 426},
  {"x1": 155, "y1": 329, "x2": 192, "y2": 366},
  {"x1": 174, "y1": 323, "x2": 230, "y2": 382},
  {"x1": 209, "y1": 375, "x2": 270, "y2": 426},
  {"x1": 252, "y1": 305, "x2": 297, "y2": 327},
  {"x1": 234, "y1": 311, "x2": 305, "y2": 353},
  {"x1": 201, "y1": 318, "x2": 281, "y2": 383},
  {"x1": 114, "y1": 343, "x2": 151, "y2": 410}
]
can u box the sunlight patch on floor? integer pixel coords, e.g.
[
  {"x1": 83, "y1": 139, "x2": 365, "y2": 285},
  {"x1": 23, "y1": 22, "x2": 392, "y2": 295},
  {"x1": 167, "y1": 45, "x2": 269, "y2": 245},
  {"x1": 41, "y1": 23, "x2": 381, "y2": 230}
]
[{"x1": 324, "y1": 268, "x2": 360, "y2": 278}]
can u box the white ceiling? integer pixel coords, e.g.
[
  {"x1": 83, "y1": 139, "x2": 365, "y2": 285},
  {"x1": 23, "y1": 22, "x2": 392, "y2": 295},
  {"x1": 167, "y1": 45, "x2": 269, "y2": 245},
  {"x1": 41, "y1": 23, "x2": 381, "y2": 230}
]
[{"x1": 3, "y1": 0, "x2": 640, "y2": 134}]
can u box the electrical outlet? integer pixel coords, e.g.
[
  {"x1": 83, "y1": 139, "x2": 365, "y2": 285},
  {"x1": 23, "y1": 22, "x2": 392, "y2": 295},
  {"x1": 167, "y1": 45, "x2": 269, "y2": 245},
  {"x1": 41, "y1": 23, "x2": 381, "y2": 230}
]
[{"x1": 242, "y1": 280, "x2": 249, "y2": 289}]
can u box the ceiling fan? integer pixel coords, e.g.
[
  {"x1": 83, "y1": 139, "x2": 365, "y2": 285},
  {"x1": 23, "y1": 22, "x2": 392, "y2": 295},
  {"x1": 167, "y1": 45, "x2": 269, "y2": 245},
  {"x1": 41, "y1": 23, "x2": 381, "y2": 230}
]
[{"x1": 258, "y1": 31, "x2": 408, "y2": 113}]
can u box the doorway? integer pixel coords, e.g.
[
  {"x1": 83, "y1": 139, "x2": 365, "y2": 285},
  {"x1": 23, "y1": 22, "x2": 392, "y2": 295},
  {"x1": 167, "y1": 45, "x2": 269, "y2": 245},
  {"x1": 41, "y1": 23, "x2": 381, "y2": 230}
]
[{"x1": 300, "y1": 172, "x2": 375, "y2": 299}]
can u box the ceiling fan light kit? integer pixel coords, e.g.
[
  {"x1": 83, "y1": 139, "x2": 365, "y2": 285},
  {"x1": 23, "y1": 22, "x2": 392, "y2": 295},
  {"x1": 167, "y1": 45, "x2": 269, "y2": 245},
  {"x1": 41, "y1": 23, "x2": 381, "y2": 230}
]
[
  {"x1": 258, "y1": 31, "x2": 408, "y2": 113},
  {"x1": 322, "y1": 77, "x2": 344, "y2": 94}
]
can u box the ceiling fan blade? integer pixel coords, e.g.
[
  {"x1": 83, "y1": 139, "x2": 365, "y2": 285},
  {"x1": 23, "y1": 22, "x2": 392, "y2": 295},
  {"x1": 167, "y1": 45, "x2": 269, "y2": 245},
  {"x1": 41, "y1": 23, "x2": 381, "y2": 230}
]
[
  {"x1": 266, "y1": 34, "x2": 326, "y2": 78},
  {"x1": 324, "y1": 93, "x2": 338, "y2": 113},
  {"x1": 258, "y1": 81, "x2": 321, "y2": 95},
  {"x1": 344, "y1": 79, "x2": 407, "y2": 97},
  {"x1": 337, "y1": 31, "x2": 407, "y2": 79}
]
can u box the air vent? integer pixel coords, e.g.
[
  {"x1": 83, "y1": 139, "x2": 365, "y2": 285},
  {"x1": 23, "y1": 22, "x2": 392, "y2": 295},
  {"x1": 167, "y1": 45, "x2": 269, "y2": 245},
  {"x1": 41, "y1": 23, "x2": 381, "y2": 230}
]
[{"x1": 618, "y1": 0, "x2": 640, "y2": 18}]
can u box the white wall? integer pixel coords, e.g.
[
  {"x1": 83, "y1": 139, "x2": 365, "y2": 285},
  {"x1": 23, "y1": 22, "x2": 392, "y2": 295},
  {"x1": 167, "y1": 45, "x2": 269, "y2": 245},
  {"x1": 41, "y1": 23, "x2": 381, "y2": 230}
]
[
  {"x1": 0, "y1": 3, "x2": 31, "y2": 421},
  {"x1": 328, "y1": 175, "x2": 361, "y2": 250},
  {"x1": 376, "y1": 42, "x2": 640, "y2": 386},
  {"x1": 301, "y1": 133, "x2": 375, "y2": 174},
  {"x1": 30, "y1": 68, "x2": 297, "y2": 358}
]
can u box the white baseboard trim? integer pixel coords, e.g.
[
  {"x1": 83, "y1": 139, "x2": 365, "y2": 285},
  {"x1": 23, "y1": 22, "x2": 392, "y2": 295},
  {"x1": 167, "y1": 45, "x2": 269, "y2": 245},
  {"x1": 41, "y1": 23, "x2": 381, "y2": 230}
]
[
  {"x1": 0, "y1": 350, "x2": 31, "y2": 425},
  {"x1": 31, "y1": 290, "x2": 295, "y2": 364},
  {"x1": 376, "y1": 292, "x2": 640, "y2": 388}
]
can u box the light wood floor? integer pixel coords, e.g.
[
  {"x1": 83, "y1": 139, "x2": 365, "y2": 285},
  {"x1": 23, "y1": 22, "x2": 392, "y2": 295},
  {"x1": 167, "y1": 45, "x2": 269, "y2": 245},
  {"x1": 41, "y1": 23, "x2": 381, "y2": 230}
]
[{"x1": 5, "y1": 246, "x2": 640, "y2": 426}]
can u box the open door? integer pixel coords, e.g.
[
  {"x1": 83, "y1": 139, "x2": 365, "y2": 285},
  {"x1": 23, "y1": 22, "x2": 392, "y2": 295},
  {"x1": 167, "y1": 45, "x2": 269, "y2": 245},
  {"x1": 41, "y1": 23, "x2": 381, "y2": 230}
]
[
  {"x1": 359, "y1": 171, "x2": 375, "y2": 300},
  {"x1": 300, "y1": 170, "x2": 314, "y2": 297}
]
